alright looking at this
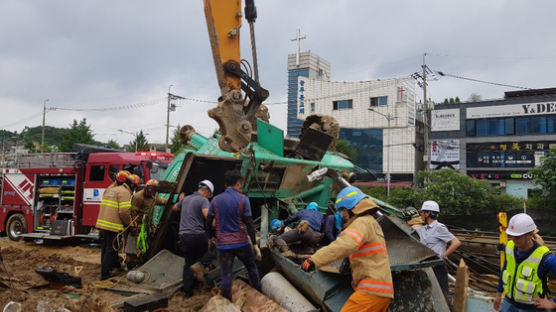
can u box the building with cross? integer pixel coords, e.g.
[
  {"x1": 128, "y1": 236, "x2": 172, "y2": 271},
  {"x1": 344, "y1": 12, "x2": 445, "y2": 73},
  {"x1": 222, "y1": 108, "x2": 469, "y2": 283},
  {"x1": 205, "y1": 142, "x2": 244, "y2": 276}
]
[
  {"x1": 287, "y1": 50, "x2": 421, "y2": 185},
  {"x1": 429, "y1": 87, "x2": 556, "y2": 199}
]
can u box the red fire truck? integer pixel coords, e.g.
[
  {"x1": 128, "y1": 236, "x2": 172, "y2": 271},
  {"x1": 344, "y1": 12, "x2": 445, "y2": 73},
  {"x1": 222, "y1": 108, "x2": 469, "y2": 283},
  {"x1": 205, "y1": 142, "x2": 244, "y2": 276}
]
[{"x1": 0, "y1": 146, "x2": 172, "y2": 241}]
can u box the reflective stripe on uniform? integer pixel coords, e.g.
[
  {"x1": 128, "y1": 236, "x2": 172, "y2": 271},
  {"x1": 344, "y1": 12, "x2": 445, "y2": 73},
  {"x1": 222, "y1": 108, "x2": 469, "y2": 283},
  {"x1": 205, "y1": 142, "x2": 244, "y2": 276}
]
[
  {"x1": 505, "y1": 245, "x2": 514, "y2": 258},
  {"x1": 96, "y1": 219, "x2": 124, "y2": 231},
  {"x1": 101, "y1": 199, "x2": 119, "y2": 208},
  {"x1": 119, "y1": 201, "x2": 131, "y2": 209},
  {"x1": 356, "y1": 279, "x2": 394, "y2": 294},
  {"x1": 350, "y1": 242, "x2": 387, "y2": 259},
  {"x1": 343, "y1": 229, "x2": 364, "y2": 247}
]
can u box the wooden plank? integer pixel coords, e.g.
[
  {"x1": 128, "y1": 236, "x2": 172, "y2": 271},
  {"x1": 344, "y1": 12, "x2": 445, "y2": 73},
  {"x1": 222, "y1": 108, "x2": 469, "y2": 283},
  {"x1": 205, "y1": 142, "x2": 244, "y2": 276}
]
[{"x1": 454, "y1": 259, "x2": 469, "y2": 312}]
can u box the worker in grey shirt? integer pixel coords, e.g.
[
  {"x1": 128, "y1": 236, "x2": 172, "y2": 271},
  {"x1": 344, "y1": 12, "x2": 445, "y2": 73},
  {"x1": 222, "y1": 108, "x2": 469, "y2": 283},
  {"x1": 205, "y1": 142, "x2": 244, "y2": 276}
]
[
  {"x1": 171, "y1": 179, "x2": 214, "y2": 296},
  {"x1": 415, "y1": 200, "x2": 461, "y2": 311}
]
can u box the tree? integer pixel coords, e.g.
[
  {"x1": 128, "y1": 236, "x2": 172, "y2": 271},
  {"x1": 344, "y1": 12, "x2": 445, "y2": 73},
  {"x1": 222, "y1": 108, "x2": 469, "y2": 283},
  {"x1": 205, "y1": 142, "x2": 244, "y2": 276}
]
[
  {"x1": 59, "y1": 118, "x2": 96, "y2": 152},
  {"x1": 530, "y1": 148, "x2": 556, "y2": 208},
  {"x1": 169, "y1": 124, "x2": 185, "y2": 154},
  {"x1": 335, "y1": 139, "x2": 357, "y2": 162},
  {"x1": 106, "y1": 139, "x2": 121, "y2": 150},
  {"x1": 127, "y1": 130, "x2": 149, "y2": 152}
]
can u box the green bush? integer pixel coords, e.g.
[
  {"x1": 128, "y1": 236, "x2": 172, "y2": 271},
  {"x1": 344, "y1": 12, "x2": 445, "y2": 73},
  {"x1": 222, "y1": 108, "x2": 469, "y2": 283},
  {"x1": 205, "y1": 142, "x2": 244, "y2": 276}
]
[
  {"x1": 489, "y1": 193, "x2": 522, "y2": 212},
  {"x1": 358, "y1": 186, "x2": 387, "y2": 202},
  {"x1": 357, "y1": 169, "x2": 523, "y2": 215}
]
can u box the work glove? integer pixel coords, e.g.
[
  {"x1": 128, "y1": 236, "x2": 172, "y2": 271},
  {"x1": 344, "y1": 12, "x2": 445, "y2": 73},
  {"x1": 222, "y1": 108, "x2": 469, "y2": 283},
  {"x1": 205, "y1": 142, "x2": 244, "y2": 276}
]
[
  {"x1": 253, "y1": 244, "x2": 262, "y2": 261},
  {"x1": 301, "y1": 258, "x2": 315, "y2": 272}
]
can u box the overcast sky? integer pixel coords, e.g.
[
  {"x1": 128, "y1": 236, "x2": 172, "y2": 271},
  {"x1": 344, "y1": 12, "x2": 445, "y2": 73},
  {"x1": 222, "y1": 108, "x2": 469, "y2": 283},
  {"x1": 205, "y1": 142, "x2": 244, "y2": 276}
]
[{"x1": 1, "y1": 0, "x2": 555, "y2": 146}]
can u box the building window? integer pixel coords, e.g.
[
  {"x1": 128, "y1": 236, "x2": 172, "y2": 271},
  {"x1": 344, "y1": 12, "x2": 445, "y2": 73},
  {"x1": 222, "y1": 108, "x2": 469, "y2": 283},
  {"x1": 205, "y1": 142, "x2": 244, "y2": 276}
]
[
  {"x1": 310, "y1": 102, "x2": 315, "y2": 113},
  {"x1": 90, "y1": 165, "x2": 105, "y2": 182},
  {"x1": 466, "y1": 120, "x2": 476, "y2": 137},
  {"x1": 504, "y1": 118, "x2": 514, "y2": 135},
  {"x1": 333, "y1": 99, "x2": 353, "y2": 110},
  {"x1": 370, "y1": 96, "x2": 388, "y2": 107},
  {"x1": 516, "y1": 116, "x2": 547, "y2": 135},
  {"x1": 547, "y1": 116, "x2": 556, "y2": 133}
]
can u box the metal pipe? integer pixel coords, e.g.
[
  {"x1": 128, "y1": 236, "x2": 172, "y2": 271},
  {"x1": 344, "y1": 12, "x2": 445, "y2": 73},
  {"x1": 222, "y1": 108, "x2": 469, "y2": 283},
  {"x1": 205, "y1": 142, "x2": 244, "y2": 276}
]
[{"x1": 261, "y1": 272, "x2": 317, "y2": 312}]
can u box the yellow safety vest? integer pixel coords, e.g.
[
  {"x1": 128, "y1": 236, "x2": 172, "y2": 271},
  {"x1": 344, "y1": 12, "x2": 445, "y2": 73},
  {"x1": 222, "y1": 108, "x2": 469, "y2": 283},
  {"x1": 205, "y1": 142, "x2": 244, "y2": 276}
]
[{"x1": 502, "y1": 240, "x2": 550, "y2": 304}]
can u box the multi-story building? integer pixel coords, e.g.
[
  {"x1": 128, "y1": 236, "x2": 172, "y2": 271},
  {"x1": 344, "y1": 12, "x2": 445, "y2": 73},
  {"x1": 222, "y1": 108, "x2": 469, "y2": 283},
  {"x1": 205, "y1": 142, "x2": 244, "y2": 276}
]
[
  {"x1": 287, "y1": 51, "x2": 421, "y2": 184},
  {"x1": 287, "y1": 51, "x2": 331, "y2": 138},
  {"x1": 429, "y1": 87, "x2": 556, "y2": 199}
]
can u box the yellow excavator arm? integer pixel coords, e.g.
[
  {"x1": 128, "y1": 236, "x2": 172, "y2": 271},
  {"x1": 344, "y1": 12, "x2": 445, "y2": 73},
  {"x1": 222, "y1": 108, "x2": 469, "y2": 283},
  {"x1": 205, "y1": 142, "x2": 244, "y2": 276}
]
[
  {"x1": 204, "y1": 0, "x2": 242, "y2": 95},
  {"x1": 203, "y1": 0, "x2": 269, "y2": 153}
]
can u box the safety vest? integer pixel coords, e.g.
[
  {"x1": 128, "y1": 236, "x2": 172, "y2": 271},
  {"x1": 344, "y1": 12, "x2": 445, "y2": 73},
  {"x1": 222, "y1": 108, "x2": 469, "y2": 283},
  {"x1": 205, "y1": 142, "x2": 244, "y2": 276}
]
[{"x1": 502, "y1": 240, "x2": 550, "y2": 304}]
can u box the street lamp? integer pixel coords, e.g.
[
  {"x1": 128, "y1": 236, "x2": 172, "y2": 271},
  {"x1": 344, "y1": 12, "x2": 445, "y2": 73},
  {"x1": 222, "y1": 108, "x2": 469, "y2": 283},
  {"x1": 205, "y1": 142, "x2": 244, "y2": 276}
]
[
  {"x1": 369, "y1": 108, "x2": 396, "y2": 198},
  {"x1": 41, "y1": 99, "x2": 50, "y2": 153}
]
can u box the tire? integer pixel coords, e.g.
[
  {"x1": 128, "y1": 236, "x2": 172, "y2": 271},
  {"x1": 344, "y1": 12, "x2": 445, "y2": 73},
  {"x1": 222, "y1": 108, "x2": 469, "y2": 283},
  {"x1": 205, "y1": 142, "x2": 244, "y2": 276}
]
[{"x1": 6, "y1": 213, "x2": 27, "y2": 241}]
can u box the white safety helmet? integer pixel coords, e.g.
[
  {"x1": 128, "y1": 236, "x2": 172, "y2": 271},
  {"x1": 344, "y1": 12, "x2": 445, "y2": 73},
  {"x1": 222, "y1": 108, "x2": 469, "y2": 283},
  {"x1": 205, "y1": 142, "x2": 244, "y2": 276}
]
[
  {"x1": 199, "y1": 179, "x2": 214, "y2": 195},
  {"x1": 421, "y1": 200, "x2": 440, "y2": 213},
  {"x1": 506, "y1": 213, "x2": 537, "y2": 236}
]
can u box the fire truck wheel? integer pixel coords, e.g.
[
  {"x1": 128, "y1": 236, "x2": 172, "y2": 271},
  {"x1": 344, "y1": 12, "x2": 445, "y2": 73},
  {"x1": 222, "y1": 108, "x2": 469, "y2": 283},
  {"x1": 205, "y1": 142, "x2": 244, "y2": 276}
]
[{"x1": 6, "y1": 213, "x2": 27, "y2": 241}]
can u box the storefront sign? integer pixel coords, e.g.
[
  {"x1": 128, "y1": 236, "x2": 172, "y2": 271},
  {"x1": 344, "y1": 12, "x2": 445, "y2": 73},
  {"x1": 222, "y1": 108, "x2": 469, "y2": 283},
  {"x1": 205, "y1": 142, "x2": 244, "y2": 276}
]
[
  {"x1": 466, "y1": 101, "x2": 556, "y2": 119},
  {"x1": 468, "y1": 171, "x2": 533, "y2": 180},
  {"x1": 431, "y1": 109, "x2": 460, "y2": 131},
  {"x1": 430, "y1": 139, "x2": 460, "y2": 170},
  {"x1": 466, "y1": 141, "x2": 554, "y2": 168}
]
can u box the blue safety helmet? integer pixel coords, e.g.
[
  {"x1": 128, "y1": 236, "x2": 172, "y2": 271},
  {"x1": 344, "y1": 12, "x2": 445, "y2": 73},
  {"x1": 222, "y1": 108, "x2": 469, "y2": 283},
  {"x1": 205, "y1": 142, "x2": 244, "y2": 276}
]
[
  {"x1": 335, "y1": 186, "x2": 368, "y2": 210},
  {"x1": 305, "y1": 202, "x2": 319, "y2": 211},
  {"x1": 270, "y1": 219, "x2": 283, "y2": 233}
]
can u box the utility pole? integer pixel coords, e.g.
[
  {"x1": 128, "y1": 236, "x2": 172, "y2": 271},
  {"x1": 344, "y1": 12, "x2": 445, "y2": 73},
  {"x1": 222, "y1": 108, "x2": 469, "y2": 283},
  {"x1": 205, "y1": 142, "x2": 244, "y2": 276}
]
[
  {"x1": 165, "y1": 85, "x2": 173, "y2": 153},
  {"x1": 41, "y1": 99, "x2": 50, "y2": 153},
  {"x1": 422, "y1": 53, "x2": 430, "y2": 172}
]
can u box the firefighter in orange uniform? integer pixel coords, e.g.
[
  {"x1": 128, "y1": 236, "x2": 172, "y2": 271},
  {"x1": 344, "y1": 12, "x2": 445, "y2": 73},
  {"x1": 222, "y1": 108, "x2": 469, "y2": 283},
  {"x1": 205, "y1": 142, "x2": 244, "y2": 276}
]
[
  {"x1": 301, "y1": 186, "x2": 393, "y2": 312},
  {"x1": 96, "y1": 173, "x2": 140, "y2": 279}
]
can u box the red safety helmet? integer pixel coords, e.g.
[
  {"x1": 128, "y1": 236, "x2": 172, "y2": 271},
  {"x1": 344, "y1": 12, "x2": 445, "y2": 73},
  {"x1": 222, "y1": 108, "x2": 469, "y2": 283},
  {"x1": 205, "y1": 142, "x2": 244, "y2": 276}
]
[
  {"x1": 116, "y1": 170, "x2": 131, "y2": 182},
  {"x1": 127, "y1": 174, "x2": 141, "y2": 187},
  {"x1": 145, "y1": 179, "x2": 158, "y2": 187}
]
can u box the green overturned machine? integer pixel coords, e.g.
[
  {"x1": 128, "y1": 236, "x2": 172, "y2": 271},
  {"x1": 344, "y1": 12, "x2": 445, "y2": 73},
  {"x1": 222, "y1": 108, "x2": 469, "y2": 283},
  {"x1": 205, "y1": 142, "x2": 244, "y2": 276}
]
[{"x1": 146, "y1": 119, "x2": 450, "y2": 312}]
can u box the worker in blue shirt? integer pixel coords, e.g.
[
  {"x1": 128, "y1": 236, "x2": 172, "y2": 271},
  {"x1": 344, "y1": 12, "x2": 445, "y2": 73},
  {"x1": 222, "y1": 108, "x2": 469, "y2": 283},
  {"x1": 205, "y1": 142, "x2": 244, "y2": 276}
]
[
  {"x1": 274, "y1": 202, "x2": 323, "y2": 256},
  {"x1": 322, "y1": 211, "x2": 345, "y2": 245},
  {"x1": 206, "y1": 170, "x2": 261, "y2": 302},
  {"x1": 493, "y1": 213, "x2": 556, "y2": 311}
]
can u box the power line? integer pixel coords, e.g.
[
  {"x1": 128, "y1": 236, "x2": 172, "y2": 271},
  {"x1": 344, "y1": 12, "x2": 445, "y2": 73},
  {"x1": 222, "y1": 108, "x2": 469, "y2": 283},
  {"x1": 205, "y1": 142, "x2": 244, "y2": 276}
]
[
  {"x1": 428, "y1": 52, "x2": 556, "y2": 61},
  {"x1": 50, "y1": 98, "x2": 165, "y2": 112},
  {"x1": 435, "y1": 70, "x2": 531, "y2": 90},
  {"x1": 0, "y1": 111, "x2": 43, "y2": 129}
]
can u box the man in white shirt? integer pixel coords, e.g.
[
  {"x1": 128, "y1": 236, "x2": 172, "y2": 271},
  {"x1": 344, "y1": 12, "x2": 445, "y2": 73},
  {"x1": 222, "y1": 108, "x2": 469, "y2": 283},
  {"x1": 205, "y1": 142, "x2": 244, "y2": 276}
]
[{"x1": 415, "y1": 200, "x2": 461, "y2": 310}]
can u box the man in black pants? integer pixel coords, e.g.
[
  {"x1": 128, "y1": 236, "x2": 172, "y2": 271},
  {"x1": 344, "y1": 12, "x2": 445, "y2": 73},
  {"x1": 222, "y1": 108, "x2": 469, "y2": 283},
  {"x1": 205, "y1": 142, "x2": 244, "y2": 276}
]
[
  {"x1": 206, "y1": 170, "x2": 261, "y2": 301},
  {"x1": 172, "y1": 179, "x2": 214, "y2": 296}
]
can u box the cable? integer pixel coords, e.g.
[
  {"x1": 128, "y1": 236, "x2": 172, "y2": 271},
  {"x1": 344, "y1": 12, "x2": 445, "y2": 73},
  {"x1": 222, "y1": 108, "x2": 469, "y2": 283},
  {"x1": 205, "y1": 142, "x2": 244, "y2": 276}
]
[
  {"x1": 435, "y1": 70, "x2": 531, "y2": 90},
  {"x1": 0, "y1": 111, "x2": 43, "y2": 129},
  {"x1": 50, "y1": 98, "x2": 165, "y2": 112}
]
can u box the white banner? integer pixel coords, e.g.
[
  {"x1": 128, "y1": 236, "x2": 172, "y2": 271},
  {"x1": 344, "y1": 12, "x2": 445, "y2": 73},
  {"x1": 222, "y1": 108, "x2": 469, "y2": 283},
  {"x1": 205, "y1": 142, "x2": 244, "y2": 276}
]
[
  {"x1": 430, "y1": 139, "x2": 460, "y2": 170},
  {"x1": 431, "y1": 109, "x2": 460, "y2": 131},
  {"x1": 466, "y1": 102, "x2": 556, "y2": 119}
]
